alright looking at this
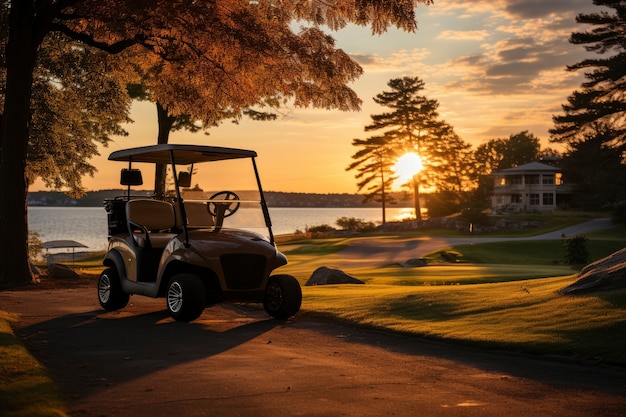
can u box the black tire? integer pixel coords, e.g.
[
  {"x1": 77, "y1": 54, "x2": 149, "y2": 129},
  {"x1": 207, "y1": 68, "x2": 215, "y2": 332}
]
[
  {"x1": 263, "y1": 274, "x2": 302, "y2": 320},
  {"x1": 98, "y1": 267, "x2": 130, "y2": 311},
  {"x1": 166, "y1": 273, "x2": 206, "y2": 322}
]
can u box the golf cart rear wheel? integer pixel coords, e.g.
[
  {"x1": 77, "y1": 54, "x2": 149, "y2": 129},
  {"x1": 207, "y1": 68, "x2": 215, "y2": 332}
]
[
  {"x1": 98, "y1": 267, "x2": 130, "y2": 311},
  {"x1": 166, "y1": 273, "x2": 206, "y2": 322},
  {"x1": 263, "y1": 274, "x2": 302, "y2": 320}
]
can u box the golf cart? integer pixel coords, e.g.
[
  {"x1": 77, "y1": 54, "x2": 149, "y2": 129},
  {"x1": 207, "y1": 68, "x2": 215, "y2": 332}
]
[{"x1": 98, "y1": 144, "x2": 301, "y2": 322}]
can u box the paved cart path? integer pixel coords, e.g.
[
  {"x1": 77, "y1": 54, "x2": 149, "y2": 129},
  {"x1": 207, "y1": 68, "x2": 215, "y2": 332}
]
[
  {"x1": 1, "y1": 286, "x2": 625, "y2": 417},
  {"x1": 336, "y1": 218, "x2": 614, "y2": 268}
]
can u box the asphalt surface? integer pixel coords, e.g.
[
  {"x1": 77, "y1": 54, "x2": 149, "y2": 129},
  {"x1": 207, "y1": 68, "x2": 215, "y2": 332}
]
[
  {"x1": 2, "y1": 286, "x2": 626, "y2": 417},
  {"x1": 338, "y1": 218, "x2": 616, "y2": 267}
]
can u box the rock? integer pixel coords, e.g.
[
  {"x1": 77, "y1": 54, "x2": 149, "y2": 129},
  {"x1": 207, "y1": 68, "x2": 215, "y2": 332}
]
[
  {"x1": 560, "y1": 247, "x2": 626, "y2": 295},
  {"x1": 305, "y1": 266, "x2": 365, "y2": 286},
  {"x1": 47, "y1": 263, "x2": 80, "y2": 280},
  {"x1": 402, "y1": 258, "x2": 428, "y2": 268}
]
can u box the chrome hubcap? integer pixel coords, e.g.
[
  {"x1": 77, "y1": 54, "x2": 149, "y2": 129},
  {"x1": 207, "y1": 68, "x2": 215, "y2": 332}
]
[
  {"x1": 167, "y1": 282, "x2": 184, "y2": 313},
  {"x1": 99, "y1": 275, "x2": 111, "y2": 303}
]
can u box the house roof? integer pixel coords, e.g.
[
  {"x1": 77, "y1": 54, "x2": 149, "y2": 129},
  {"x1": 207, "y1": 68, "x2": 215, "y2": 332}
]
[{"x1": 495, "y1": 161, "x2": 560, "y2": 174}]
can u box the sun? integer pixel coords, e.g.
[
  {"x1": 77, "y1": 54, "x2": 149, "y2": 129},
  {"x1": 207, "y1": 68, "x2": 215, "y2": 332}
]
[{"x1": 392, "y1": 152, "x2": 423, "y2": 188}]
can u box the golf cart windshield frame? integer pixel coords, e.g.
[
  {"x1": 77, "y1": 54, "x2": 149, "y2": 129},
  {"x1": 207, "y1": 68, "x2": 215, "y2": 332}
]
[{"x1": 109, "y1": 144, "x2": 275, "y2": 245}]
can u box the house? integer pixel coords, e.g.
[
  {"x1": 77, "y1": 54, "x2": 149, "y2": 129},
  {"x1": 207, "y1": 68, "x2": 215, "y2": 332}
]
[{"x1": 491, "y1": 162, "x2": 572, "y2": 213}]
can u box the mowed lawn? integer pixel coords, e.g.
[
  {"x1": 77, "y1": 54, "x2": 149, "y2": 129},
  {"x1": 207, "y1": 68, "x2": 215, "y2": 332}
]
[{"x1": 278, "y1": 223, "x2": 626, "y2": 364}]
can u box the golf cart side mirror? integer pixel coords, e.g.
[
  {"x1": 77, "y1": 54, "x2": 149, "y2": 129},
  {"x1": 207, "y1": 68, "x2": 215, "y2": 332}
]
[
  {"x1": 120, "y1": 169, "x2": 143, "y2": 186},
  {"x1": 178, "y1": 171, "x2": 192, "y2": 188}
]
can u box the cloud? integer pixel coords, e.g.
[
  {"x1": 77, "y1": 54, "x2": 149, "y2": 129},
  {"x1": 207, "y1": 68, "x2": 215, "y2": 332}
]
[
  {"x1": 432, "y1": 0, "x2": 594, "y2": 20},
  {"x1": 502, "y1": 0, "x2": 593, "y2": 19},
  {"x1": 437, "y1": 30, "x2": 490, "y2": 41},
  {"x1": 351, "y1": 48, "x2": 431, "y2": 73}
]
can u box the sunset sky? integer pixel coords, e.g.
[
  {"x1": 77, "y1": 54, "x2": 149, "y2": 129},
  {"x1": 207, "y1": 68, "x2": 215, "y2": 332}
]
[{"x1": 32, "y1": 0, "x2": 601, "y2": 194}]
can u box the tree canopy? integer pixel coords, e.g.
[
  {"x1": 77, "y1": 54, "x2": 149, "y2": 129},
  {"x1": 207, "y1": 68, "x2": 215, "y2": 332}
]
[
  {"x1": 474, "y1": 131, "x2": 542, "y2": 175},
  {"x1": 0, "y1": 0, "x2": 431, "y2": 286},
  {"x1": 349, "y1": 76, "x2": 473, "y2": 220},
  {"x1": 550, "y1": 0, "x2": 626, "y2": 150}
]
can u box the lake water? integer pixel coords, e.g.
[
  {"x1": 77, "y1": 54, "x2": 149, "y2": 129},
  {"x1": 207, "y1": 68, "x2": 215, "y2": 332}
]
[{"x1": 28, "y1": 206, "x2": 413, "y2": 251}]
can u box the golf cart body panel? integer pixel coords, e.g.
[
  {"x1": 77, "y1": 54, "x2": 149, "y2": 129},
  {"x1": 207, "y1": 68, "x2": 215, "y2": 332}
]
[{"x1": 99, "y1": 144, "x2": 300, "y2": 322}]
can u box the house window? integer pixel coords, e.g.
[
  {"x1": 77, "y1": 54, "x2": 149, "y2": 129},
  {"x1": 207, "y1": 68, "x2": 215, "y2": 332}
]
[
  {"x1": 529, "y1": 193, "x2": 540, "y2": 205},
  {"x1": 542, "y1": 175, "x2": 555, "y2": 185},
  {"x1": 525, "y1": 175, "x2": 540, "y2": 184},
  {"x1": 509, "y1": 175, "x2": 522, "y2": 185},
  {"x1": 511, "y1": 194, "x2": 522, "y2": 204},
  {"x1": 543, "y1": 193, "x2": 554, "y2": 206}
]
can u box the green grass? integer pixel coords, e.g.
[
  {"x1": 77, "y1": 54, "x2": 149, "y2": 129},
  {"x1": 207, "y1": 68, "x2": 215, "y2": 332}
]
[
  {"x1": 301, "y1": 277, "x2": 626, "y2": 364},
  {"x1": 0, "y1": 312, "x2": 68, "y2": 417},
  {"x1": 446, "y1": 225, "x2": 626, "y2": 265},
  {"x1": 278, "y1": 222, "x2": 626, "y2": 364}
]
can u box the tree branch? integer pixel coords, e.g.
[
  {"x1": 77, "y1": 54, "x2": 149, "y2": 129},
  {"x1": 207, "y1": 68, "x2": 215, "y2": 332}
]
[{"x1": 50, "y1": 23, "x2": 145, "y2": 54}]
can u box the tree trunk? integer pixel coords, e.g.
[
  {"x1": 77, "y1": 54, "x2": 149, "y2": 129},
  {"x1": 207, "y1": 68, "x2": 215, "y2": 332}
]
[
  {"x1": 153, "y1": 102, "x2": 176, "y2": 198},
  {"x1": 380, "y1": 165, "x2": 387, "y2": 225},
  {"x1": 0, "y1": 2, "x2": 39, "y2": 287},
  {"x1": 412, "y1": 174, "x2": 422, "y2": 221}
]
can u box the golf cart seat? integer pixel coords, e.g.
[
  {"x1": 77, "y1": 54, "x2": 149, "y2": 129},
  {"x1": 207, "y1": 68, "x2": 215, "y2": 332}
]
[
  {"x1": 180, "y1": 201, "x2": 215, "y2": 229},
  {"x1": 126, "y1": 199, "x2": 177, "y2": 249}
]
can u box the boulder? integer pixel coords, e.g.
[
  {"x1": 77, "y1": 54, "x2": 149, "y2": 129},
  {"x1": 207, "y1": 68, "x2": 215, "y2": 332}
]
[
  {"x1": 401, "y1": 258, "x2": 428, "y2": 268},
  {"x1": 47, "y1": 263, "x2": 80, "y2": 280},
  {"x1": 305, "y1": 266, "x2": 365, "y2": 286},
  {"x1": 560, "y1": 247, "x2": 626, "y2": 295}
]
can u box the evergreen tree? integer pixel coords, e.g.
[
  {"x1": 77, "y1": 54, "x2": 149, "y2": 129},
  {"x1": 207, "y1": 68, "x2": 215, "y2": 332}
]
[
  {"x1": 362, "y1": 76, "x2": 442, "y2": 220},
  {"x1": 550, "y1": 0, "x2": 626, "y2": 150},
  {"x1": 560, "y1": 126, "x2": 626, "y2": 209},
  {"x1": 346, "y1": 135, "x2": 398, "y2": 224}
]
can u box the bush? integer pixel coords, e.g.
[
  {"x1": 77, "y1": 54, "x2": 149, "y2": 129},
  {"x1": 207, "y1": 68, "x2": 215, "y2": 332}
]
[
  {"x1": 612, "y1": 200, "x2": 626, "y2": 224},
  {"x1": 460, "y1": 207, "x2": 489, "y2": 225},
  {"x1": 335, "y1": 217, "x2": 376, "y2": 232},
  {"x1": 306, "y1": 224, "x2": 336, "y2": 233},
  {"x1": 562, "y1": 234, "x2": 589, "y2": 265}
]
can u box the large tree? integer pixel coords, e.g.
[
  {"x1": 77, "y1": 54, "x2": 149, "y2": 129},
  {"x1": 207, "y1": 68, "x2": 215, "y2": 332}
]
[
  {"x1": 0, "y1": 0, "x2": 429, "y2": 287},
  {"x1": 550, "y1": 0, "x2": 626, "y2": 149},
  {"x1": 474, "y1": 131, "x2": 542, "y2": 175},
  {"x1": 361, "y1": 76, "x2": 442, "y2": 220},
  {"x1": 28, "y1": 34, "x2": 132, "y2": 197},
  {"x1": 346, "y1": 135, "x2": 399, "y2": 224},
  {"x1": 560, "y1": 126, "x2": 626, "y2": 209}
]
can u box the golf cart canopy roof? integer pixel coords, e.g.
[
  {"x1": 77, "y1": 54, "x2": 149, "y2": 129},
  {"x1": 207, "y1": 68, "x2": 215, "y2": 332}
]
[{"x1": 108, "y1": 144, "x2": 257, "y2": 165}]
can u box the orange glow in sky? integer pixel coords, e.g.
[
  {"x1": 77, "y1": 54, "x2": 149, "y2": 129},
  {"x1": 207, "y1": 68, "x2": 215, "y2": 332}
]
[{"x1": 30, "y1": 1, "x2": 589, "y2": 194}]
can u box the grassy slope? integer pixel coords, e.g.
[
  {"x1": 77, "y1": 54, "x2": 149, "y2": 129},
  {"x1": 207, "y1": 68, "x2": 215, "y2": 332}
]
[
  {"x1": 0, "y1": 312, "x2": 68, "y2": 417},
  {"x1": 278, "y1": 222, "x2": 626, "y2": 364}
]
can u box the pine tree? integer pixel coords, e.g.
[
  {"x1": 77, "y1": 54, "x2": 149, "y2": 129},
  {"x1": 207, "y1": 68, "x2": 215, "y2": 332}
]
[
  {"x1": 346, "y1": 136, "x2": 399, "y2": 224},
  {"x1": 550, "y1": 0, "x2": 626, "y2": 149},
  {"x1": 362, "y1": 76, "x2": 442, "y2": 220}
]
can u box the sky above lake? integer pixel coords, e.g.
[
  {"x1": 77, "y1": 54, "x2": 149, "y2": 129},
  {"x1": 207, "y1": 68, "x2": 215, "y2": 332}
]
[{"x1": 31, "y1": 0, "x2": 601, "y2": 194}]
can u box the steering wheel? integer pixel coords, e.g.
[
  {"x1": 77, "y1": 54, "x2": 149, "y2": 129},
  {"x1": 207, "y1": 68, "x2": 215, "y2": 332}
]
[{"x1": 207, "y1": 191, "x2": 240, "y2": 218}]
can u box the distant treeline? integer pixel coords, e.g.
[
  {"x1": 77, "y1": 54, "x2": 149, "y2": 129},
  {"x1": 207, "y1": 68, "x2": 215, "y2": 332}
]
[{"x1": 28, "y1": 190, "x2": 413, "y2": 208}]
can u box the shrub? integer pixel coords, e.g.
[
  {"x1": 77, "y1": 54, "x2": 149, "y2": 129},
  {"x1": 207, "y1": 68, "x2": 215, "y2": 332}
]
[
  {"x1": 306, "y1": 224, "x2": 336, "y2": 233},
  {"x1": 562, "y1": 234, "x2": 589, "y2": 265},
  {"x1": 335, "y1": 217, "x2": 376, "y2": 232},
  {"x1": 612, "y1": 200, "x2": 626, "y2": 224},
  {"x1": 460, "y1": 207, "x2": 489, "y2": 225}
]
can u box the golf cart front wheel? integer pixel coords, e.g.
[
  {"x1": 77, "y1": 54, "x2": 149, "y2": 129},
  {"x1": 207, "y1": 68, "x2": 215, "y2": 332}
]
[
  {"x1": 98, "y1": 267, "x2": 130, "y2": 311},
  {"x1": 263, "y1": 274, "x2": 302, "y2": 320},
  {"x1": 166, "y1": 273, "x2": 206, "y2": 322}
]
